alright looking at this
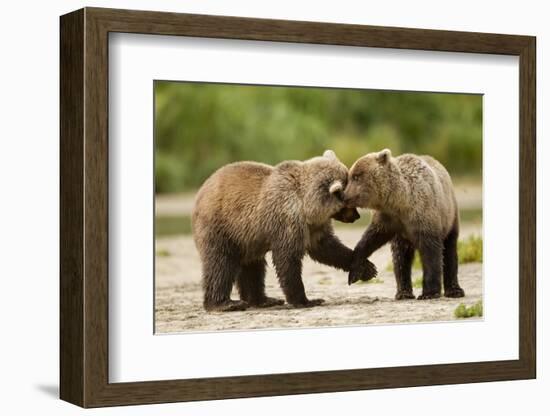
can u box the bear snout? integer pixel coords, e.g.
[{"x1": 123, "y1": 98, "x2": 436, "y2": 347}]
[
  {"x1": 342, "y1": 184, "x2": 365, "y2": 207},
  {"x1": 332, "y1": 206, "x2": 360, "y2": 223}
]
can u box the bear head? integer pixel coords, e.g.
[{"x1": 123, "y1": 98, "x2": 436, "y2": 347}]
[
  {"x1": 344, "y1": 149, "x2": 401, "y2": 211},
  {"x1": 301, "y1": 150, "x2": 359, "y2": 224}
]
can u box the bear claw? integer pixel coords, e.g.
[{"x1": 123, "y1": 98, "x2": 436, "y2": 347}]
[
  {"x1": 205, "y1": 299, "x2": 249, "y2": 312},
  {"x1": 254, "y1": 297, "x2": 285, "y2": 308},
  {"x1": 348, "y1": 259, "x2": 378, "y2": 285},
  {"x1": 291, "y1": 298, "x2": 325, "y2": 308},
  {"x1": 417, "y1": 292, "x2": 441, "y2": 300}
]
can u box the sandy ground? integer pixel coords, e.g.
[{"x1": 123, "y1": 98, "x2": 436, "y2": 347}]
[{"x1": 155, "y1": 226, "x2": 482, "y2": 333}]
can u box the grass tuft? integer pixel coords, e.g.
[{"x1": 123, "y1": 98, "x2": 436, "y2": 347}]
[
  {"x1": 458, "y1": 235, "x2": 483, "y2": 263},
  {"x1": 385, "y1": 235, "x2": 482, "y2": 272},
  {"x1": 454, "y1": 301, "x2": 483, "y2": 319}
]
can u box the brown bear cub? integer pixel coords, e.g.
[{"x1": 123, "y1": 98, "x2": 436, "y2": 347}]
[
  {"x1": 345, "y1": 149, "x2": 465, "y2": 300},
  {"x1": 192, "y1": 150, "x2": 376, "y2": 312}
]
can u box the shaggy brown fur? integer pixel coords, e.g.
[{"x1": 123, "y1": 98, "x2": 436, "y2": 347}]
[
  {"x1": 345, "y1": 149, "x2": 465, "y2": 300},
  {"x1": 192, "y1": 150, "x2": 376, "y2": 312}
]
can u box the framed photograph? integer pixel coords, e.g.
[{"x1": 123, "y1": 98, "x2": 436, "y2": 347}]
[{"x1": 60, "y1": 7, "x2": 536, "y2": 408}]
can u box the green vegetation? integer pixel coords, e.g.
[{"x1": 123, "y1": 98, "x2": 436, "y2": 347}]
[
  {"x1": 151, "y1": 209, "x2": 480, "y2": 235},
  {"x1": 454, "y1": 301, "x2": 483, "y2": 319},
  {"x1": 412, "y1": 253, "x2": 422, "y2": 269},
  {"x1": 155, "y1": 215, "x2": 192, "y2": 237},
  {"x1": 458, "y1": 235, "x2": 483, "y2": 263},
  {"x1": 156, "y1": 248, "x2": 171, "y2": 257},
  {"x1": 460, "y1": 208, "x2": 482, "y2": 224},
  {"x1": 385, "y1": 234, "x2": 482, "y2": 270},
  {"x1": 412, "y1": 275, "x2": 423, "y2": 289},
  {"x1": 155, "y1": 82, "x2": 482, "y2": 193}
]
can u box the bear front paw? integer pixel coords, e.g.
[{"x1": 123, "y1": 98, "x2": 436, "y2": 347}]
[{"x1": 348, "y1": 258, "x2": 378, "y2": 285}]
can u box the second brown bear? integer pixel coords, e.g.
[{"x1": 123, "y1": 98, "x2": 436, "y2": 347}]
[{"x1": 345, "y1": 149, "x2": 465, "y2": 300}]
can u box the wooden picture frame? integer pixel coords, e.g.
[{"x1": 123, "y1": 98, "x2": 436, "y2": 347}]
[{"x1": 60, "y1": 7, "x2": 536, "y2": 408}]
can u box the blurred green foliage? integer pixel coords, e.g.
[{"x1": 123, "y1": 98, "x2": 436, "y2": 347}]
[
  {"x1": 454, "y1": 301, "x2": 483, "y2": 319},
  {"x1": 412, "y1": 275, "x2": 423, "y2": 289},
  {"x1": 155, "y1": 81, "x2": 482, "y2": 193},
  {"x1": 155, "y1": 209, "x2": 482, "y2": 238},
  {"x1": 458, "y1": 235, "x2": 483, "y2": 263},
  {"x1": 155, "y1": 215, "x2": 192, "y2": 237}
]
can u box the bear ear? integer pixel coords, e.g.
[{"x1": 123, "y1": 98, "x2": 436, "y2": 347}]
[
  {"x1": 376, "y1": 148, "x2": 392, "y2": 165},
  {"x1": 323, "y1": 150, "x2": 339, "y2": 161},
  {"x1": 329, "y1": 180, "x2": 344, "y2": 197}
]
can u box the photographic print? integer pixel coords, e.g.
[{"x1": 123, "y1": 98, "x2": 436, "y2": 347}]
[{"x1": 154, "y1": 81, "x2": 483, "y2": 334}]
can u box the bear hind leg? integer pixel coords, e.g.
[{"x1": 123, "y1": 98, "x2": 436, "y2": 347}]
[
  {"x1": 416, "y1": 233, "x2": 443, "y2": 300},
  {"x1": 237, "y1": 260, "x2": 284, "y2": 308},
  {"x1": 443, "y1": 224, "x2": 465, "y2": 298},
  {"x1": 391, "y1": 236, "x2": 416, "y2": 300},
  {"x1": 202, "y1": 252, "x2": 248, "y2": 312},
  {"x1": 272, "y1": 247, "x2": 323, "y2": 308}
]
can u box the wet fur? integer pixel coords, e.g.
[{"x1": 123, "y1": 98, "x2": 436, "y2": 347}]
[{"x1": 346, "y1": 150, "x2": 465, "y2": 299}]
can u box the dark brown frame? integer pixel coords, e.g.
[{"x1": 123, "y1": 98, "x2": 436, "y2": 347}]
[{"x1": 60, "y1": 7, "x2": 536, "y2": 408}]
